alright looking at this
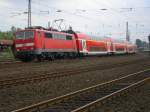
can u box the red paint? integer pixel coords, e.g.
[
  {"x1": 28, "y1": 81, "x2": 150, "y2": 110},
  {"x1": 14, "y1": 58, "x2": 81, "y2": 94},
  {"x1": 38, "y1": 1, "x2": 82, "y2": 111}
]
[{"x1": 14, "y1": 29, "x2": 136, "y2": 55}]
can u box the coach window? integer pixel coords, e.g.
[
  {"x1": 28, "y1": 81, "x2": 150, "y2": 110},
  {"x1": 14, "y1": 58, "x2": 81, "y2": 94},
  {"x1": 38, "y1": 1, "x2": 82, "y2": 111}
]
[
  {"x1": 45, "y1": 32, "x2": 52, "y2": 38},
  {"x1": 66, "y1": 35, "x2": 72, "y2": 40}
]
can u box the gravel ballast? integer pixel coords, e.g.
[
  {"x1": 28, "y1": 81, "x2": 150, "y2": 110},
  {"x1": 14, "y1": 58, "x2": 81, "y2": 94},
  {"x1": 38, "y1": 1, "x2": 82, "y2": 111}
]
[
  {"x1": 0, "y1": 53, "x2": 149, "y2": 111},
  {"x1": 94, "y1": 82, "x2": 150, "y2": 112}
]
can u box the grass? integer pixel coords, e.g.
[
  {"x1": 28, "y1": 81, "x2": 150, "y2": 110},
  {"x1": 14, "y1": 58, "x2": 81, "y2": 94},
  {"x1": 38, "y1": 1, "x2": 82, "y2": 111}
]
[{"x1": 0, "y1": 47, "x2": 15, "y2": 61}]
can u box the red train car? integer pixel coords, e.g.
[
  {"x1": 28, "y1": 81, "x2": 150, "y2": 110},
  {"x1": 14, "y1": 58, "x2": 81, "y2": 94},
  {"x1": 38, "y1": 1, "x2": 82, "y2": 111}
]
[
  {"x1": 0, "y1": 39, "x2": 13, "y2": 51},
  {"x1": 112, "y1": 39, "x2": 127, "y2": 54},
  {"x1": 14, "y1": 27, "x2": 136, "y2": 61},
  {"x1": 126, "y1": 42, "x2": 137, "y2": 53},
  {"x1": 0, "y1": 39, "x2": 13, "y2": 46},
  {"x1": 75, "y1": 33, "x2": 113, "y2": 55}
]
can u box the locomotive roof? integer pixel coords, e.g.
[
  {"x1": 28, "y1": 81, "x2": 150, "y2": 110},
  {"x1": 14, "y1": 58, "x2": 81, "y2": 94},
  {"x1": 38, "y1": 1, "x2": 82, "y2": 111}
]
[{"x1": 16, "y1": 28, "x2": 73, "y2": 36}]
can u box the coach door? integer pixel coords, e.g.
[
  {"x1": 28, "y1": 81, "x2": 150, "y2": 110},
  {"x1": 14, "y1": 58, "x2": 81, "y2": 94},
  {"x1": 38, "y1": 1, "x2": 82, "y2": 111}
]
[
  {"x1": 81, "y1": 39, "x2": 87, "y2": 52},
  {"x1": 107, "y1": 41, "x2": 111, "y2": 52}
]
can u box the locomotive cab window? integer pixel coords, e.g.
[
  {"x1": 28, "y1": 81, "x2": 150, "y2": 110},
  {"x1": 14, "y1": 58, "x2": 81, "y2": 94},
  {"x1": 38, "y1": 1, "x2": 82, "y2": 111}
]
[
  {"x1": 16, "y1": 32, "x2": 24, "y2": 39},
  {"x1": 66, "y1": 35, "x2": 72, "y2": 40},
  {"x1": 16, "y1": 31, "x2": 34, "y2": 39},
  {"x1": 25, "y1": 31, "x2": 34, "y2": 38},
  {"x1": 45, "y1": 32, "x2": 52, "y2": 38}
]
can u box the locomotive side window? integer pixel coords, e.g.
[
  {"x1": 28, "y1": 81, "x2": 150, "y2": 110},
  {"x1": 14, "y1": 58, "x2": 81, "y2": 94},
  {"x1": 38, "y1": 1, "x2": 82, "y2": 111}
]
[
  {"x1": 61, "y1": 34, "x2": 66, "y2": 40},
  {"x1": 44, "y1": 32, "x2": 72, "y2": 40},
  {"x1": 66, "y1": 35, "x2": 72, "y2": 40},
  {"x1": 53, "y1": 34, "x2": 57, "y2": 39},
  {"x1": 45, "y1": 32, "x2": 52, "y2": 38},
  {"x1": 53, "y1": 34, "x2": 66, "y2": 40}
]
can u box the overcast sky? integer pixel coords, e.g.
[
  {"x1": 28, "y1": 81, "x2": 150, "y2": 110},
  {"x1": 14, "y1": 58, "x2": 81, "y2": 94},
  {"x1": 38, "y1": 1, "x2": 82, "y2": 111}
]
[{"x1": 0, "y1": 0, "x2": 150, "y2": 42}]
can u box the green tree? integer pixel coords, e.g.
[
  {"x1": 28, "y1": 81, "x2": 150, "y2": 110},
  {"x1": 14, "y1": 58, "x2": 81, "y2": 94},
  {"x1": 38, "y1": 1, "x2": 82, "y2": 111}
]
[
  {"x1": 136, "y1": 39, "x2": 142, "y2": 48},
  {"x1": 11, "y1": 26, "x2": 17, "y2": 33}
]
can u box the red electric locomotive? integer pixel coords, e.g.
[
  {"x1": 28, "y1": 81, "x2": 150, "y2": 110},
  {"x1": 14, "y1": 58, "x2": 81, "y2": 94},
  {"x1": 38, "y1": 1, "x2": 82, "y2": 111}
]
[
  {"x1": 14, "y1": 27, "x2": 78, "y2": 61},
  {"x1": 13, "y1": 27, "x2": 136, "y2": 61},
  {"x1": 0, "y1": 39, "x2": 13, "y2": 51}
]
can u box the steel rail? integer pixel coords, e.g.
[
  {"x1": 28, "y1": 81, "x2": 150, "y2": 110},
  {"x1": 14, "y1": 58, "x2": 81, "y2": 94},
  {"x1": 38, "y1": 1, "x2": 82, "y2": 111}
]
[
  {"x1": 12, "y1": 69, "x2": 150, "y2": 112},
  {"x1": 72, "y1": 77, "x2": 150, "y2": 112},
  {"x1": 0, "y1": 60, "x2": 21, "y2": 64}
]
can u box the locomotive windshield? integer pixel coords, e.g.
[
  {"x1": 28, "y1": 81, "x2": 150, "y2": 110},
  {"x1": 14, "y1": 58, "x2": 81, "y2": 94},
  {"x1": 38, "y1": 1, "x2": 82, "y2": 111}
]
[{"x1": 16, "y1": 31, "x2": 34, "y2": 39}]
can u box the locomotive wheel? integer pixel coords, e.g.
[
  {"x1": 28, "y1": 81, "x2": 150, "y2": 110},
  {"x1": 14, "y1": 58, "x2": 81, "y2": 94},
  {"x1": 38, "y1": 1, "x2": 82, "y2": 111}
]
[
  {"x1": 50, "y1": 55, "x2": 55, "y2": 61},
  {"x1": 47, "y1": 55, "x2": 55, "y2": 61},
  {"x1": 37, "y1": 55, "x2": 43, "y2": 62}
]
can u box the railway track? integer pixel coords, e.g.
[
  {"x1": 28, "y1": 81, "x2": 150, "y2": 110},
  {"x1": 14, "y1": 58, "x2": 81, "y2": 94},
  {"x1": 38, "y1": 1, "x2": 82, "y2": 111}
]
[
  {"x1": 0, "y1": 58, "x2": 149, "y2": 89},
  {"x1": 0, "y1": 54, "x2": 139, "y2": 66},
  {"x1": 0, "y1": 59, "x2": 21, "y2": 64},
  {"x1": 12, "y1": 69, "x2": 150, "y2": 112}
]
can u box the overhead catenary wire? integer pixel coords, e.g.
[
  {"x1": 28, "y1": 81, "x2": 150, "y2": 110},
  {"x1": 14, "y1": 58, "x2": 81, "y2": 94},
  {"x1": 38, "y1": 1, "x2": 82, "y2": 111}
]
[
  {"x1": 31, "y1": 0, "x2": 104, "y2": 23},
  {"x1": 0, "y1": 0, "x2": 149, "y2": 40}
]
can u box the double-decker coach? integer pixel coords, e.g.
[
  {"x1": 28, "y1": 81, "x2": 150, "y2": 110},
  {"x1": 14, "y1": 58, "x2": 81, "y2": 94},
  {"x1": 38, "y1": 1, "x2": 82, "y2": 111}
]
[
  {"x1": 74, "y1": 33, "x2": 114, "y2": 55},
  {"x1": 112, "y1": 39, "x2": 127, "y2": 54}
]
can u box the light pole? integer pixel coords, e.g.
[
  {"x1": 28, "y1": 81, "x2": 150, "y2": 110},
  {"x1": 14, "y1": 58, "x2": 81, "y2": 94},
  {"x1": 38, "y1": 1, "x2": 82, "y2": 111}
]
[
  {"x1": 148, "y1": 35, "x2": 150, "y2": 55},
  {"x1": 28, "y1": 0, "x2": 31, "y2": 27},
  {"x1": 126, "y1": 21, "x2": 130, "y2": 42}
]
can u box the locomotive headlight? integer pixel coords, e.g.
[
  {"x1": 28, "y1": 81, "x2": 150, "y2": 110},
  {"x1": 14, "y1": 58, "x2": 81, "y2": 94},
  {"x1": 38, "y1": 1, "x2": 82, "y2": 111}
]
[
  {"x1": 25, "y1": 43, "x2": 34, "y2": 46},
  {"x1": 17, "y1": 49, "x2": 20, "y2": 51}
]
